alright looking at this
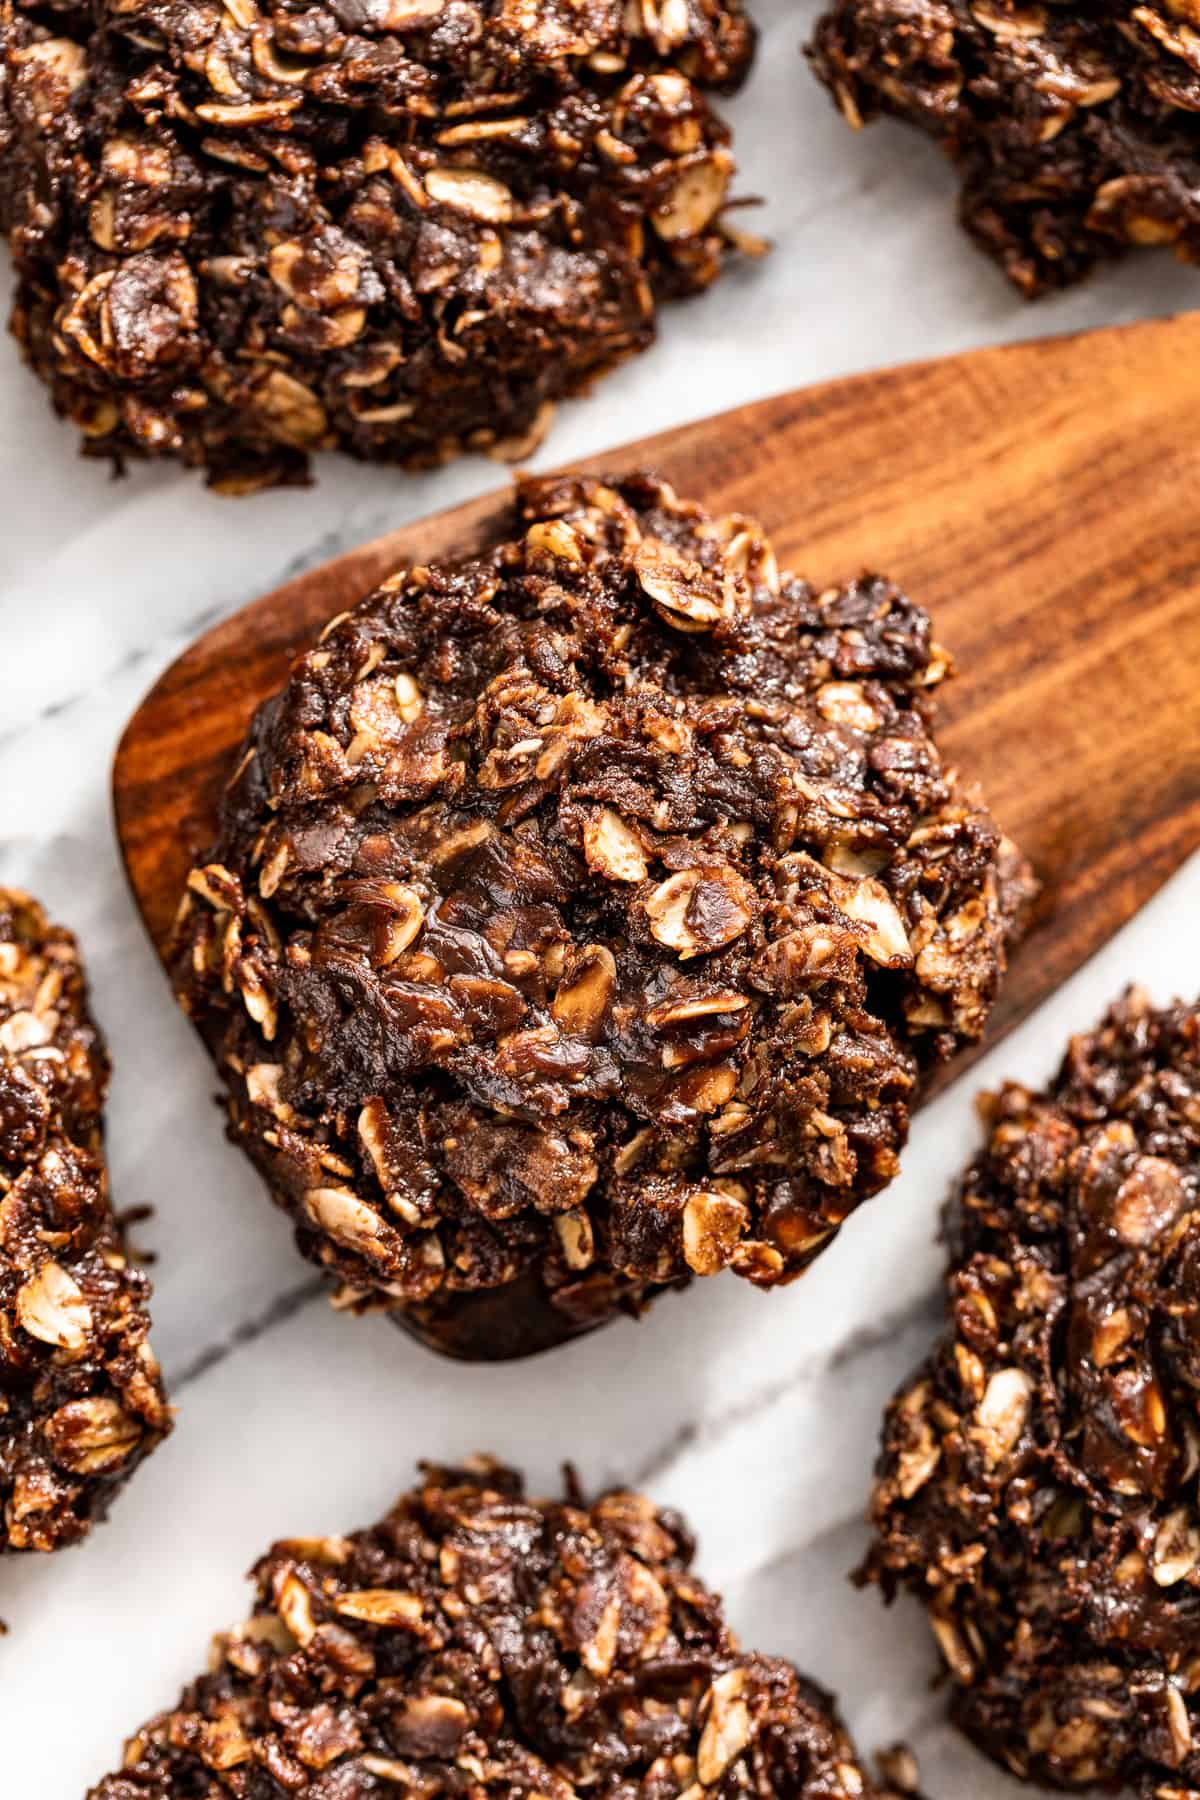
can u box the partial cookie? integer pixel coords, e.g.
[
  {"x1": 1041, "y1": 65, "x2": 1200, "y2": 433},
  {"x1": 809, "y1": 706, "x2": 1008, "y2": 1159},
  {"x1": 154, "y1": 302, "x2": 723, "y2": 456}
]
[
  {"x1": 0, "y1": 0, "x2": 754, "y2": 490},
  {"x1": 0, "y1": 889, "x2": 170, "y2": 1553},
  {"x1": 172, "y1": 471, "x2": 1033, "y2": 1359},
  {"x1": 87, "y1": 1456, "x2": 916, "y2": 1799},
  {"x1": 809, "y1": 0, "x2": 1200, "y2": 296},
  {"x1": 863, "y1": 988, "x2": 1200, "y2": 1793}
]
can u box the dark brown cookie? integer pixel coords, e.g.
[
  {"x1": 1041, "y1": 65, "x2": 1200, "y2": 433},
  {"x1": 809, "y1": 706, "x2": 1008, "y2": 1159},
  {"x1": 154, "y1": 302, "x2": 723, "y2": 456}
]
[
  {"x1": 809, "y1": 0, "x2": 1200, "y2": 296},
  {"x1": 0, "y1": 0, "x2": 754, "y2": 490},
  {"x1": 863, "y1": 987, "x2": 1200, "y2": 1793},
  {"x1": 0, "y1": 888, "x2": 170, "y2": 1553},
  {"x1": 172, "y1": 471, "x2": 1032, "y2": 1359},
  {"x1": 87, "y1": 1456, "x2": 917, "y2": 1799}
]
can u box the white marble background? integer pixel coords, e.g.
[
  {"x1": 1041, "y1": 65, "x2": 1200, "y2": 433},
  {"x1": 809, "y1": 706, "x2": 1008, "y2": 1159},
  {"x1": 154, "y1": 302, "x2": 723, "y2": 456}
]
[{"x1": 2, "y1": 0, "x2": 1198, "y2": 1790}]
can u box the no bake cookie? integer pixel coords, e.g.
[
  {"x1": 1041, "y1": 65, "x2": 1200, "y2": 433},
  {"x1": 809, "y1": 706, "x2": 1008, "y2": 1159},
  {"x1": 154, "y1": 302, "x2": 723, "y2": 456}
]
[
  {"x1": 0, "y1": 0, "x2": 753, "y2": 489},
  {"x1": 173, "y1": 472, "x2": 1032, "y2": 1358},
  {"x1": 863, "y1": 988, "x2": 1200, "y2": 1792},
  {"x1": 0, "y1": 889, "x2": 170, "y2": 1553},
  {"x1": 809, "y1": 0, "x2": 1200, "y2": 296},
  {"x1": 88, "y1": 1456, "x2": 916, "y2": 1799}
]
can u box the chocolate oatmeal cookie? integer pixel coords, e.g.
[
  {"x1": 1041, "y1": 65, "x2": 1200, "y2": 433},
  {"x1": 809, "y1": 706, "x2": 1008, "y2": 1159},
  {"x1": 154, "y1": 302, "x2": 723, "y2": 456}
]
[
  {"x1": 862, "y1": 988, "x2": 1200, "y2": 1793},
  {"x1": 0, "y1": 889, "x2": 170, "y2": 1553},
  {"x1": 0, "y1": 0, "x2": 754, "y2": 491},
  {"x1": 87, "y1": 1456, "x2": 916, "y2": 1800},
  {"x1": 809, "y1": 0, "x2": 1200, "y2": 296},
  {"x1": 173, "y1": 471, "x2": 1033, "y2": 1359}
]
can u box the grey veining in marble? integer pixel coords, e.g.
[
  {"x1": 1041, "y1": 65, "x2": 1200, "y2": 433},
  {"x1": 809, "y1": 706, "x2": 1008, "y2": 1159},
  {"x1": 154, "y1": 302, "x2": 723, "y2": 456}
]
[{"x1": 1, "y1": 1, "x2": 1197, "y2": 1792}]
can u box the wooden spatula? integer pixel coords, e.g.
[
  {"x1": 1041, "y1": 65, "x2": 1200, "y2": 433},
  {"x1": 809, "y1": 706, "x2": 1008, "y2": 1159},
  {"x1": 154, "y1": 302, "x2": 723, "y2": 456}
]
[{"x1": 114, "y1": 311, "x2": 1200, "y2": 1354}]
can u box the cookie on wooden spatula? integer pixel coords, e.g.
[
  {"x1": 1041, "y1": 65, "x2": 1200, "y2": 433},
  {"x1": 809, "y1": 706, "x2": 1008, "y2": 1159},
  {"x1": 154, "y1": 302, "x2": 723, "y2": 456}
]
[
  {"x1": 171, "y1": 471, "x2": 1031, "y2": 1359},
  {"x1": 115, "y1": 320, "x2": 1200, "y2": 1358}
]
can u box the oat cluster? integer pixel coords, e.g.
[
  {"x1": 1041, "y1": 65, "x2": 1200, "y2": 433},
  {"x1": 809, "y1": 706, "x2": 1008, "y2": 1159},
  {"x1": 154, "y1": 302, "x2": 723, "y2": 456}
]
[
  {"x1": 88, "y1": 1457, "x2": 915, "y2": 1799},
  {"x1": 0, "y1": 0, "x2": 754, "y2": 491},
  {"x1": 809, "y1": 0, "x2": 1200, "y2": 296},
  {"x1": 0, "y1": 888, "x2": 170, "y2": 1554},
  {"x1": 864, "y1": 988, "x2": 1200, "y2": 1794},
  {"x1": 173, "y1": 471, "x2": 1032, "y2": 1358}
]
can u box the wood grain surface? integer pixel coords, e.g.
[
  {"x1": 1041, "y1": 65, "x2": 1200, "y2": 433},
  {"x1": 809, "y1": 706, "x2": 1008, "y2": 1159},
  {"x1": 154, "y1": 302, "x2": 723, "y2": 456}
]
[{"x1": 115, "y1": 311, "x2": 1200, "y2": 1116}]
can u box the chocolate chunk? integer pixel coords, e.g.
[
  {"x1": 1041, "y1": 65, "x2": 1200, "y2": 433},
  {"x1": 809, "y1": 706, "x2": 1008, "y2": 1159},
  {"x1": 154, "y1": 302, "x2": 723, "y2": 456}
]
[
  {"x1": 808, "y1": 0, "x2": 1200, "y2": 296},
  {"x1": 172, "y1": 472, "x2": 1032, "y2": 1359},
  {"x1": 0, "y1": 0, "x2": 754, "y2": 490},
  {"x1": 0, "y1": 889, "x2": 170, "y2": 1554},
  {"x1": 86, "y1": 1457, "x2": 917, "y2": 1799},
  {"x1": 862, "y1": 987, "x2": 1200, "y2": 1793}
]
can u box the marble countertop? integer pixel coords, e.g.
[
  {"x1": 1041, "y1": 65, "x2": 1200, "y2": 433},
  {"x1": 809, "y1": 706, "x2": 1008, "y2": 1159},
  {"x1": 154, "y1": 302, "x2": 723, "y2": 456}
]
[{"x1": 2, "y1": 0, "x2": 1198, "y2": 1789}]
